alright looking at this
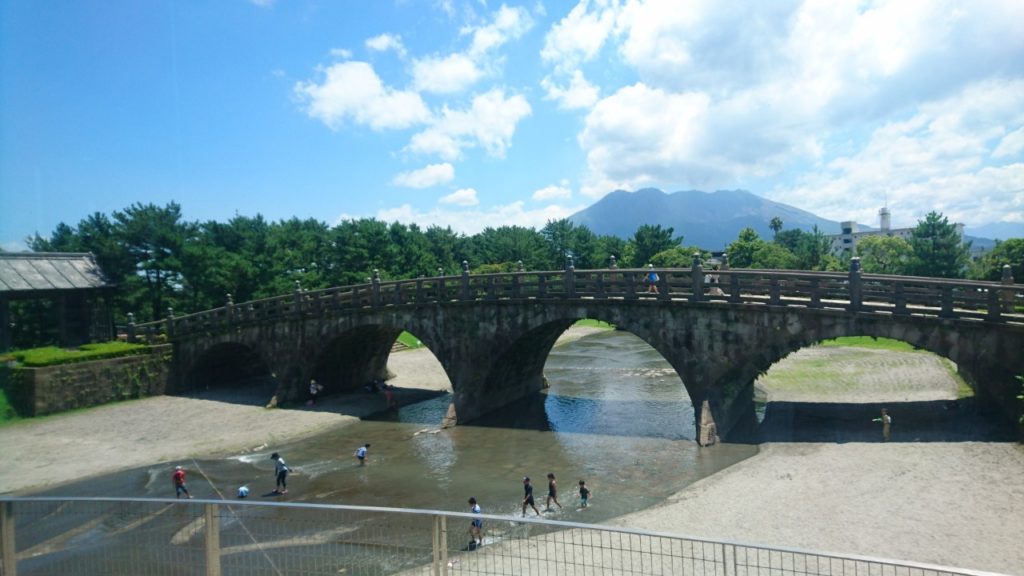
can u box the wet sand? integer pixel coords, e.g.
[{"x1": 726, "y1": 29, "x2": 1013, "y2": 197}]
[{"x1": 2, "y1": 330, "x2": 1022, "y2": 574}]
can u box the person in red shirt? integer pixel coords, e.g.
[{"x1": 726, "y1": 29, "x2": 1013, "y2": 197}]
[{"x1": 172, "y1": 466, "x2": 192, "y2": 499}]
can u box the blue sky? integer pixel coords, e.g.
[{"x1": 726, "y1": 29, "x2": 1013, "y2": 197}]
[{"x1": 2, "y1": 0, "x2": 1022, "y2": 251}]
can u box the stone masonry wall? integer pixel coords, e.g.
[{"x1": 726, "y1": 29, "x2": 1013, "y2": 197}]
[{"x1": 1, "y1": 345, "x2": 171, "y2": 416}]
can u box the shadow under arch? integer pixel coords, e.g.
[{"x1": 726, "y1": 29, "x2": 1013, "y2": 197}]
[
  {"x1": 179, "y1": 341, "x2": 275, "y2": 405},
  {"x1": 310, "y1": 324, "x2": 451, "y2": 416},
  {"x1": 746, "y1": 336, "x2": 1018, "y2": 443},
  {"x1": 471, "y1": 319, "x2": 697, "y2": 440}
]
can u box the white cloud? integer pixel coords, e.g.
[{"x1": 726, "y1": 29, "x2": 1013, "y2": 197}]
[
  {"x1": 250, "y1": 0, "x2": 274, "y2": 7},
  {"x1": 994, "y1": 127, "x2": 1024, "y2": 159},
  {"x1": 467, "y1": 4, "x2": 533, "y2": 58},
  {"x1": 412, "y1": 54, "x2": 482, "y2": 94},
  {"x1": 365, "y1": 33, "x2": 407, "y2": 58},
  {"x1": 769, "y1": 78, "x2": 1024, "y2": 228},
  {"x1": 440, "y1": 188, "x2": 480, "y2": 206},
  {"x1": 376, "y1": 201, "x2": 586, "y2": 235},
  {"x1": 579, "y1": 83, "x2": 714, "y2": 196},
  {"x1": 541, "y1": 0, "x2": 621, "y2": 72},
  {"x1": 541, "y1": 70, "x2": 599, "y2": 109},
  {"x1": 392, "y1": 163, "x2": 456, "y2": 189},
  {"x1": 532, "y1": 184, "x2": 572, "y2": 201},
  {"x1": 408, "y1": 89, "x2": 532, "y2": 160},
  {"x1": 295, "y1": 61, "x2": 431, "y2": 130},
  {"x1": 330, "y1": 48, "x2": 352, "y2": 59}
]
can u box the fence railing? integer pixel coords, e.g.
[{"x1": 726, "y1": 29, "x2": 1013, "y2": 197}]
[
  {"x1": 123, "y1": 260, "x2": 1023, "y2": 342},
  {"x1": 0, "y1": 497, "x2": 1008, "y2": 576}
]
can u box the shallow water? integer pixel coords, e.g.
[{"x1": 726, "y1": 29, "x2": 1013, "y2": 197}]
[{"x1": 23, "y1": 330, "x2": 757, "y2": 574}]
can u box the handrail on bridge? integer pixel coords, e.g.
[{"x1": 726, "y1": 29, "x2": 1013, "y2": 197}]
[
  {"x1": 123, "y1": 259, "x2": 1022, "y2": 342},
  {"x1": 0, "y1": 496, "x2": 1009, "y2": 576}
]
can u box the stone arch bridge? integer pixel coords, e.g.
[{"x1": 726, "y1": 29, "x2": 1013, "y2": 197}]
[{"x1": 132, "y1": 261, "x2": 1024, "y2": 442}]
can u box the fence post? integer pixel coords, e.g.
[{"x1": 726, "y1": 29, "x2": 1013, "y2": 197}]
[
  {"x1": 293, "y1": 281, "x2": 303, "y2": 318},
  {"x1": 894, "y1": 282, "x2": 907, "y2": 315},
  {"x1": 848, "y1": 257, "x2": 862, "y2": 312},
  {"x1": 940, "y1": 284, "x2": 954, "y2": 318},
  {"x1": 460, "y1": 261, "x2": 471, "y2": 301},
  {"x1": 690, "y1": 252, "x2": 704, "y2": 303},
  {"x1": 512, "y1": 261, "x2": 523, "y2": 298},
  {"x1": 1, "y1": 500, "x2": 15, "y2": 576},
  {"x1": 431, "y1": 514, "x2": 449, "y2": 576},
  {"x1": 205, "y1": 503, "x2": 221, "y2": 576},
  {"x1": 126, "y1": 312, "x2": 136, "y2": 343}
]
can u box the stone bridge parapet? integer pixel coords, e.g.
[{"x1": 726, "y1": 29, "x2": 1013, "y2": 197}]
[{"x1": 131, "y1": 261, "x2": 1024, "y2": 442}]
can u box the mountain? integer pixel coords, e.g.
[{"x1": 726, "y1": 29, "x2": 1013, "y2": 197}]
[
  {"x1": 569, "y1": 188, "x2": 842, "y2": 250},
  {"x1": 965, "y1": 222, "x2": 1024, "y2": 242}
]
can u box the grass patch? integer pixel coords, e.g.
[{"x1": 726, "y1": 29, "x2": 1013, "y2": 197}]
[
  {"x1": 396, "y1": 332, "x2": 425, "y2": 349},
  {"x1": 817, "y1": 336, "x2": 918, "y2": 352},
  {"x1": 573, "y1": 319, "x2": 616, "y2": 329},
  {"x1": 0, "y1": 341, "x2": 149, "y2": 367}
]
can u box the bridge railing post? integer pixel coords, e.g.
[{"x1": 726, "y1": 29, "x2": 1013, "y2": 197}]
[
  {"x1": 940, "y1": 284, "x2": 955, "y2": 318},
  {"x1": 225, "y1": 294, "x2": 234, "y2": 325},
  {"x1": 165, "y1": 307, "x2": 175, "y2": 338},
  {"x1": 371, "y1": 270, "x2": 381, "y2": 307},
  {"x1": 565, "y1": 257, "x2": 576, "y2": 299},
  {"x1": 126, "y1": 312, "x2": 136, "y2": 343},
  {"x1": 728, "y1": 273, "x2": 741, "y2": 303},
  {"x1": 848, "y1": 257, "x2": 862, "y2": 312},
  {"x1": 999, "y1": 264, "x2": 1015, "y2": 313},
  {"x1": 769, "y1": 275, "x2": 781, "y2": 306},
  {"x1": 293, "y1": 281, "x2": 303, "y2": 318},
  {"x1": 894, "y1": 282, "x2": 907, "y2": 315},
  {"x1": 460, "y1": 261, "x2": 471, "y2": 301},
  {"x1": 987, "y1": 286, "x2": 1002, "y2": 322},
  {"x1": 512, "y1": 261, "x2": 523, "y2": 298},
  {"x1": 690, "y1": 253, "x2": 704, "y2": 303},
  {"x1": 808, "y1": 279, "x2": 821, "y2": 309}
]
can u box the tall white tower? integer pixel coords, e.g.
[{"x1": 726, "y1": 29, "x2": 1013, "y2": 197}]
[{"x1": 879, "y1": 207, "x2": 891, "y2": 232}]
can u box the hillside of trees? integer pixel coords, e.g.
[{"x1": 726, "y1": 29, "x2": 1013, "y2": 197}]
[{"x1": 8, "y1": 202, "x2": 1020, "y2": 329}]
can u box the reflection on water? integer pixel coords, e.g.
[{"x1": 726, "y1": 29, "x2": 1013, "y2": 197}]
[{"x1": 25, "y1": 329, "x2": 757, "y2": 575}]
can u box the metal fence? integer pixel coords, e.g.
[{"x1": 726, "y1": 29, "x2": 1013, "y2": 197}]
[{"x1": 0, "y1": 497, "x2": 1007, "y2": 576}]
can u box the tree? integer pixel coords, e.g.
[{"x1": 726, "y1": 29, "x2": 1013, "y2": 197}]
[
  {"x1": 968, "y1": 238, "x2": 1024, "y2": 282},
  {"x1": 112, "y1": 202, "x2": 194, "y2": 321},
  {"x1": 907, "y1": 212, "x2": 970, "y2": 278},
  {"x1": 769, "y1": 216, "x2": 783, "y2": 237},
  {"x1": 856, "y1": 235, "x2": 912, "y2": 275},
  {"x1": 627, "y1": 224, "x2": 682, "y2": 267},
  {"x1": 726, "y1": 228, "x2": 763, "y2": 268}
]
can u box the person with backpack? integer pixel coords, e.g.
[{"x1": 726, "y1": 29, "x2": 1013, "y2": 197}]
[{"x1": 645, "y1": 264, "x2": 660, "y2": 294}]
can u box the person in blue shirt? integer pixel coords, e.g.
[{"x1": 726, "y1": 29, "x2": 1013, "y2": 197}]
[
  {"x1": 468, "y1": 497, "x2": 483, "y2": 547},
  {"x1": 645, "y1": 264, "x2": 660, "y2": 294}
]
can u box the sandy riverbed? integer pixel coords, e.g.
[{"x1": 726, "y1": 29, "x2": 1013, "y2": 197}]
[{"x1": 1, "y1": 328, "x2": 1021, "y2": 573}]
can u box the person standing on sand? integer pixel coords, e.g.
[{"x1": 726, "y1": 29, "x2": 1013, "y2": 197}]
[
  {"x1": 172, "y1": 466, "x2": 192, "y2": 499},
  {"x1": 467, "y1": 497, "x2": 483, "y2": 547},
  {"x1": 271, "y1": 452, "x2": 289, "y2": 494},
  {"x1": 873, "y1": 408, "x2": 892, "y2": 441},
  {"x1": 308, "y1": 379, "x2": 323, "y2": 405},
  {"x1": 522, "y1": 476, "x2": 541, "y2": 517},
  {"x1": 545, "y1": 473, "x2": 562, "y2": 511},
  {"x1": 355, "y1": 443, "x2": 370, "y2": 465}
]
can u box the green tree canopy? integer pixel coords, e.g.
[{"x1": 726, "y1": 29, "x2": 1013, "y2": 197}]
[
  {"x1": 627, "y1": 224, "x2": 682, "y2": 267},
  {"x1": 856, "y1": 235, "x2": 912, "y2": 275},
  {"x1": 968, "y1": 238, "x2": 1024, "y2": 282},
  {"x1": 907, "y1": 212, "x2": 970, "y2": 278}
]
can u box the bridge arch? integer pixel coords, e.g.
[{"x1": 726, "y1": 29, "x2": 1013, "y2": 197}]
[{"x1": 177, "y1": 341, "x2": 273, "y2": 393}]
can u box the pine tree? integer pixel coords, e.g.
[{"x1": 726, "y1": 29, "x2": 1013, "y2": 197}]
[{"x1": 907, "y1": 212, "x2": 970, "y2": 278}]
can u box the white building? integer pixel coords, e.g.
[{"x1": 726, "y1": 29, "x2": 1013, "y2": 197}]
[{"x1": 828, "y1": 208, "x2": 965, "y2": 256}]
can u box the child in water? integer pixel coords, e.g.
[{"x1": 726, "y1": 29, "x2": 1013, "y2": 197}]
[{"x1": 578, "y1": 480, "x2": 591, "y2": 508}]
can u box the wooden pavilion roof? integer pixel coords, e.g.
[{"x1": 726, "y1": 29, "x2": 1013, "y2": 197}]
[{"x1": 0, "y1": 252, "x2": 112, "y2": 294}]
